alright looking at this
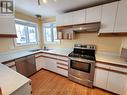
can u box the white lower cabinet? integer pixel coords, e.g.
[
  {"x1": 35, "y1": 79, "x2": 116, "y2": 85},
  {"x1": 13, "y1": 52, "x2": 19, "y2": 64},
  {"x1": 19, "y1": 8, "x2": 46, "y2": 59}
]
[
  {"x1": 36, "y1": 57, "x2": 46, "y2": 71},
  {"x1": 107, "y1": 72, "x2": 127, "y2": 95},
  {"x1": 56, "y1": 61, "x2": 68, "y2": 77},
  {"x1": 94, "y1": 67, "x2": 127, "y2": 95},
  {"x1": 11, "y1": 82, "x2": 32, "y2": 95},
  {"x1": 94, "y1": 68, "x2": 109, "y2": 89},
  {"x1": 35, "y1": 53, "x2": 69, "y2": 77},
  {"x1": 44, "y1": 57, "x2": 57, "y2": 73}
]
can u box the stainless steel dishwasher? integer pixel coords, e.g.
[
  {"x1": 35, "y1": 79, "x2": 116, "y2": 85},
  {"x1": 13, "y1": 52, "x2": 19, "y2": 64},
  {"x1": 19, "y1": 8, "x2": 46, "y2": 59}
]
[{"x1": 15, "y1": 54, "x2": 36, "y2": 77}]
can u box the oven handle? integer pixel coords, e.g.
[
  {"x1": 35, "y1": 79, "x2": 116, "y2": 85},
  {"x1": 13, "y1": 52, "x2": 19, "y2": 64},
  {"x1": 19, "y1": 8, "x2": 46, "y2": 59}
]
[{"x1": 69, "y1": 57, "x2": 95, "y2": 63}]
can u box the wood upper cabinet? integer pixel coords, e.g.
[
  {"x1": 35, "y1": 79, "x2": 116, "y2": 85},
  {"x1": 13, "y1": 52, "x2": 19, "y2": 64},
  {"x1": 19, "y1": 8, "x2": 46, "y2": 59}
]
[
  {"x1": 0, "y1": 16, "x2": 17, "y2": 37},
  {"x1": 100, "y1": 2, "x2": 118, "y2": 33},
  {"x1": 114, "y1": 0, "x2": 127, "y2": 32},
  {"x1": 107, "y1": 72, "x2": 127, "y2": 95},
  {"x1": 72, "y1": 9, "x2": 86, "y2": 24},
  {"x1": 86, "y1": 6, "x2": 102, "y2": 23}
]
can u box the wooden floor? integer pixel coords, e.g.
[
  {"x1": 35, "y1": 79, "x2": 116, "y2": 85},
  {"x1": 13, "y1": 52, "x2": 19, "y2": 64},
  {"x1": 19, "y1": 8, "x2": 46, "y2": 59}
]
[{"x1": 30, "y1": 70, "x2": 114, "y2": 95}]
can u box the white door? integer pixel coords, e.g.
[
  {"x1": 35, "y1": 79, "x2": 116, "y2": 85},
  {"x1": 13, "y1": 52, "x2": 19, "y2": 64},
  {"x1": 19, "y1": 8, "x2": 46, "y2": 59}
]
[
  {"x1": 86, "y1": 6, "x2": 102, "y2": 23},
  {"x1": 114, "y1": 0, "x2": 127, "y2": 32},
  {"x1": 94, "y1": 68, "x2": 109, "y2": 89},
  {"x1": 100, "y1": 2, "x2": 118, "y2": 33},
  {"x1": 72, "y1": 9, "x2": 86, "y2": 24},
  {"x1": 107, "y1": 72, "x2": 127, "y2": 95}
]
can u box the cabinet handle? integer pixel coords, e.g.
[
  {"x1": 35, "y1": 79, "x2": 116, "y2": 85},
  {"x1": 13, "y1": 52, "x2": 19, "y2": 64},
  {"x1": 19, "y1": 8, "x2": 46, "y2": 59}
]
[
  {"x1": 57, "y1": 66, "x2": 68, "y2": 71},
  {"x1": 57, "y1": 62, "x2": 68, "y2": 67}
]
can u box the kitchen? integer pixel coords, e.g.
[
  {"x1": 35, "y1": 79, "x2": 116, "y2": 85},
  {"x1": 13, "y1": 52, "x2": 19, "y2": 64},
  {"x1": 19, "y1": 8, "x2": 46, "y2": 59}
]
[{"x1": 0, "y1": 0, "x2": 127, "y2": 95}]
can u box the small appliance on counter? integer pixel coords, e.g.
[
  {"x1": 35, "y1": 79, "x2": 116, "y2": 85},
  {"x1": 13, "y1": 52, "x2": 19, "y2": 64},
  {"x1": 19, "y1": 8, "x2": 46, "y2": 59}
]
[{"x1": 68, "y1": 44, "x2": 96, "y2": 88}]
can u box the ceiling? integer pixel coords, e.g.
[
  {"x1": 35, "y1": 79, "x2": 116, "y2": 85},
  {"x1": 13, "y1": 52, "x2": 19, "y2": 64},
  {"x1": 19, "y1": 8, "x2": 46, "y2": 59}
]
[{"x1": 15, "y1": 0, "x2": 118, "y2": 18}]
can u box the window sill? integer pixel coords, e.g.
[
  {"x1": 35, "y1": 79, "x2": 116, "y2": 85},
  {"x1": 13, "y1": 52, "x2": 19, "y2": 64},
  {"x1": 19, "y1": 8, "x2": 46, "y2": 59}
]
[{"x1": 15, "y1": 43, "x2": 38, "y2": 47}]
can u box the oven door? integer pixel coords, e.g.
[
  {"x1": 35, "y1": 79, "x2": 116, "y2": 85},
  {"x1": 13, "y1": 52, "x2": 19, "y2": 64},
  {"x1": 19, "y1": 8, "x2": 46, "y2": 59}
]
[
  {"x1": 68, "y1": 58, "x2": 95, "y2": 81},
  {"x1": 70, "y1": 60, "x2": 91, "y2": 73}
]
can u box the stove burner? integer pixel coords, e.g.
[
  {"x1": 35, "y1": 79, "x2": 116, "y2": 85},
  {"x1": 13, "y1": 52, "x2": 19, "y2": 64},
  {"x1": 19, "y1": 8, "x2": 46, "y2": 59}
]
[
  {"x1": 68, "y1": 44, "x2": 96, "y2": 61},
  {"x1": 69, "y1": 52, "x2": 95, "y2": 61}
]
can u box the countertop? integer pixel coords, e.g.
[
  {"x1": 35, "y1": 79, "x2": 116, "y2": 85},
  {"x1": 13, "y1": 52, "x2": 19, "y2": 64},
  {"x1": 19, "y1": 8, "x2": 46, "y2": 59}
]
[
  {"x1": 0, "y1": 48, "x2": 127, "y2": 95},
  {"x1": 0, "y1": 48, "x2": 72, "y2": 63},
  {"x1": 0, "y1": 48, "x2": 127, "y2": 66},
  {"x1": 0, "y1": 64, "x2": 31, "y2": 95},
  {"x1": 96, "y1": 52, "x2": 127, "y2": 66}
]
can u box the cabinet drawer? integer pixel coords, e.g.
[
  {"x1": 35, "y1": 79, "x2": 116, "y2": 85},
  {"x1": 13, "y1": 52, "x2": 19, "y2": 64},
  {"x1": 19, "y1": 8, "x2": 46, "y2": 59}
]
[
  {"x1": 96, "y1": 63, "x2": 110, "y2": 69},
  {"x1": 57, "y1": 56, "x2": 69, "y2": 62},
  {"x1": 57, "y1": 61, "x2": 68, "y2": 66},
  {"x1": 109, "y1": 65, "x2": 127, "y2": 73},
  {"x1": 35, "y1": 53, "x2": 43, "y2": 58},
  {"x1": 42, "y1": 53, "x2": 58, "y2": 59}
]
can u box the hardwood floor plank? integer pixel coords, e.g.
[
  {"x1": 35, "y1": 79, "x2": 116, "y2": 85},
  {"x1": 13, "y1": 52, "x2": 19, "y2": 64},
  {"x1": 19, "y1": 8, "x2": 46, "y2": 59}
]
[{"x1": 30, "y1": 70, "x2": 115, "y2": 95}]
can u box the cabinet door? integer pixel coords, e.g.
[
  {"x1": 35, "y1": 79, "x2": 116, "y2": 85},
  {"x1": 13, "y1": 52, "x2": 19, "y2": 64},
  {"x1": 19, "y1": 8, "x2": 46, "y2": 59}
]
[
  {"x1": 86, "y1": 6, "x2": 102, "y2": 23},
  {"x1": 11, "y1": 82, "x2": 32, "y2": 95},
  {"x1": 123, "y1": 79, "x2": 127, "y2": 95},
  {"x1": 100, "y1": 2, "x2": 118, "y2": 33},
  {"x1": 36, "y1": 57, "x2": 47, "y2": 71},
  {"x1": 107, "y1": 72, "x2": 127, "y2": 95},
  {"x1": 44, "y1": 57, "x2": 57, "y2": 73},
  {"x1": 15, "y1": 57, "x2": 28, "y2": 77},
  {"x1": 56, "y1": 14, "x2": 64, "y2": 26},
  {"x1": 114, "y1": 0, "x2": 127, "y2": 32},
  {"x1": 72, "y1": 9, "x2": 86, "y2": 24},
  {"x1": 0, "y1": 17, "x2": 16, "y2": 34},
  {"x1": 56, "y1": 12, "x2": 73, "y2": 26},
  {"x1": 94, "y1": 68, "x2": 109, "y2": 89},
  {"x1": 63, "y1": 12, "x2": 73, "y2": 26}
]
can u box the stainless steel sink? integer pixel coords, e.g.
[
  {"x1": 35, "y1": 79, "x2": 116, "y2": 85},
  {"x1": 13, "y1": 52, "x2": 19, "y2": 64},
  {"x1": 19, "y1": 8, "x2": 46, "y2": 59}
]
[
  {"x1": 29, "y1": 49, "x2": 41, "y2": 52},
  {"x1": 29, "y1": 49, "x2": 52, "y2": 52}
]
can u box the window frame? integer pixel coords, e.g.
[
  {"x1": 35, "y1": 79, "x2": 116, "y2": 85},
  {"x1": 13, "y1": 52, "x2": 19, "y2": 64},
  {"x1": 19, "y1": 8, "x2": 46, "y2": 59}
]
[
  {"x1": 43, "y1": 22, "x2": 60, "y2": 44},
  {"x1": 14, "y1": 19, "x2": 38, "y2": 46}
]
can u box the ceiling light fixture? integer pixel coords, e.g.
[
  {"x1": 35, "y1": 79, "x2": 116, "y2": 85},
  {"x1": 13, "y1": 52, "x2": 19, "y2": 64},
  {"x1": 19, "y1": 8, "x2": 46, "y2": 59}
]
[
  {"x1": 43, "y1": 0, "x2": 47, "y2": 4},
  {"x1": 38, "y1": 0, "x2": 56, "y2": 5}
]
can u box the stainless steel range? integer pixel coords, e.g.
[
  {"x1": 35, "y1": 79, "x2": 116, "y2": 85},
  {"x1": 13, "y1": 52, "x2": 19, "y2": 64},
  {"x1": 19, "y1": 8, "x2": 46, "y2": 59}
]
[{"x1": 68, "y1": 44, "x2": 96, "y2": 88}]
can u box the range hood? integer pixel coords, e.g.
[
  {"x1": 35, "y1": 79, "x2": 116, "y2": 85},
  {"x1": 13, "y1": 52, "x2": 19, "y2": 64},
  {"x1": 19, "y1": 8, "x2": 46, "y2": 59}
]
[
  {"x1": 73, "y1": 22, "x2": 101, "y2": 32},
  {"x1": 57, "y1": 22, "x2": 101, "y2": 33}
]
